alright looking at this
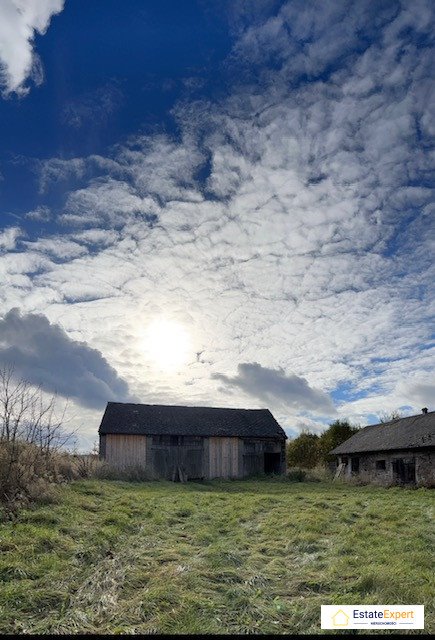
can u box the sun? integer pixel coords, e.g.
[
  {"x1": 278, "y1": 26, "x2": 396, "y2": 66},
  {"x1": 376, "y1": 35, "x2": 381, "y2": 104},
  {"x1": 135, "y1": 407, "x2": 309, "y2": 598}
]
[{"x1": 142, "y1": 318, "x2": 192, "y2": 372}]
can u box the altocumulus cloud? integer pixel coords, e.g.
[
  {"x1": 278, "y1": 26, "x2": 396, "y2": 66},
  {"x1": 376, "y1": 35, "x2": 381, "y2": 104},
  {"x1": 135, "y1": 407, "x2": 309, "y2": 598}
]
[
  {"x1": 1, "y1": 0, "x2": 434, "y2": 443},
  {"x1": 0, "y1": 308, "x2": 134, "y2": 409},
  {"x1": 213, "y1": 362, "x2": 336, "y2": 415}
]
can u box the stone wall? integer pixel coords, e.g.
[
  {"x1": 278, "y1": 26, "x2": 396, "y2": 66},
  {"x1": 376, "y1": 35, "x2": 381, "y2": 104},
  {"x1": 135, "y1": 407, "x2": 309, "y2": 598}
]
[
  {"x1": 416, "y1": 451, "x2": 435, "y2": 487},
  {"x1": 338, "y1": 449, "x2": 434, "y2": 487}
]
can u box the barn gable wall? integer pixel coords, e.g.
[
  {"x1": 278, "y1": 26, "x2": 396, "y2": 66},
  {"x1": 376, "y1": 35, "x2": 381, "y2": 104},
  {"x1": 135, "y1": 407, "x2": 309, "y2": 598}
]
[{"x1": 105, "y1": 434, "x2": 147, "y2": 469}]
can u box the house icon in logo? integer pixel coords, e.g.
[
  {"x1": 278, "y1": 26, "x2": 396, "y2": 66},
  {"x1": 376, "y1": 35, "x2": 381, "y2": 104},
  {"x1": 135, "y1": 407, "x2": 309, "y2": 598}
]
[{"x1": 332, "y1": 609, "x2": 350, "y2": 626}]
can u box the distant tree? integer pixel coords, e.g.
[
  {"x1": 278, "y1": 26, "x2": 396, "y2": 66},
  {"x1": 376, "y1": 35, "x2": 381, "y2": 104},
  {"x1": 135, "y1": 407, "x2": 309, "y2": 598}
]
[
  {"x1": 318, "y1": 419, "x2": 360, "y2": 464},
  {"x1": 379, "y1": 410, "x2": 402, "y2": 423},
  {"x1": 286, "y1": 432, "x2": 320, "y2": 469}
]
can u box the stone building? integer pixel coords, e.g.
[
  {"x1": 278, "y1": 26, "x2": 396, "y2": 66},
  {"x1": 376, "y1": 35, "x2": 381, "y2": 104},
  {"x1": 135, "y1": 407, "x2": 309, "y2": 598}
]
[
  {"x1": 99, "y1": 402, "x2": 287, "y2": 480},
  {"x1": 331, "y1": 409, "x2": 434, "y2": 487}
]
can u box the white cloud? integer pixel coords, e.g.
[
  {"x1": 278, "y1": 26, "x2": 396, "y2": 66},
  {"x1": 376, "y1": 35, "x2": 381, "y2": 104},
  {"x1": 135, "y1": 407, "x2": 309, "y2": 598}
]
[
  {"x1": 23, "y1": 236, "x2": 88, "y2": 260},
  {"x1": 396, "y1": 379, "x2": 435, "y2": 408},
  {"x1": 1, "y1": 0, "x2": 434, "y2": 447},
  {"x1": 71, "y1": 228, "x2": 120, "y2": 247},
  {"x1": 60, "y1": 179, "x2": 155, "y2": 228},
  {"x1": 38, "y1": 157, "x2": 85, "y2": 193},
  {"x1": 0, "y1": 0, "x2": 64, "y2": 96},
  {"x1": 24, "y1": 205, "x2": 51, "y2": 221},
  {"x1": 0, "y1": 226, "x2": 22, "y2": 251}
]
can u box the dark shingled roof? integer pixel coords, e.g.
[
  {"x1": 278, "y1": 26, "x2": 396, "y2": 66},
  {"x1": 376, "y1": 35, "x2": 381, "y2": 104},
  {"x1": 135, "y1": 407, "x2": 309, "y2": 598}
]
[
  {"x1": 331, "y1": 411, "x2": 435, "y2": 455},
  {"x1": 99, "y1": 402, "x2": 287, "y2": 439}
]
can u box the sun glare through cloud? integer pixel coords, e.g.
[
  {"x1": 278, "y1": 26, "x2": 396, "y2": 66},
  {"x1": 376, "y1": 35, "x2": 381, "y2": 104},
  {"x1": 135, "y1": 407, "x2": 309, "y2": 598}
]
[
  {"x1": 142, "y1": 318, "x2": 192, "y2": 373},
  {"x1": 0, "y1": 0, "x2": 433, "y2": 451}
]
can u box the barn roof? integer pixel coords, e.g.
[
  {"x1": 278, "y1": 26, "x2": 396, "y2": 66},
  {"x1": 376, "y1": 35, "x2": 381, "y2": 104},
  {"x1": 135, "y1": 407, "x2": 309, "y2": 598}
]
[
  {"x1": 99, "y1": 402, "x2": 287, "y2": 439},
  {"x1": 331, "y1": 411, "x2": 435, "y2": 455}
]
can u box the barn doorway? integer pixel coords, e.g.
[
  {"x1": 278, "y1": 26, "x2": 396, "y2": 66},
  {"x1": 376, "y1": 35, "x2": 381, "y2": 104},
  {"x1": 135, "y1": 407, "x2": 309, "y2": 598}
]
[
  {"x1": 264, "y1": 452, "x2": 281, "y2": 474},
  {"x1": 392, "y1": 459, "x2": 416, "y2": 484}
]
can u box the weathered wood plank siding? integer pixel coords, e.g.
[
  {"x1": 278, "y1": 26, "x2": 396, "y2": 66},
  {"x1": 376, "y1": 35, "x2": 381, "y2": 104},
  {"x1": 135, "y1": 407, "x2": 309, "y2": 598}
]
[
  {"x1": 102, "y1": 434, "x2": 286, "y2": 479},
  {"x1": 242, "y1": 438, "x2": 284, "y2": 476},
  {"x1": 99, "y1": 434, "x2": 106, "y2": 458},
  {"x1": 105, "y1": 434, "x2": 147, "y2": 469},
  {"x1": 209, "y1": 437, "x2": 240, "y2": 478}
]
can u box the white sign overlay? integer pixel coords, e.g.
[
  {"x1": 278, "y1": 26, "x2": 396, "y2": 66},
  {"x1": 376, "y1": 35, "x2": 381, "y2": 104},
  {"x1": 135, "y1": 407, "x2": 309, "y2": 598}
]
[{"x1": 321, "y1": 605, "x2": 424, "y2": 630}]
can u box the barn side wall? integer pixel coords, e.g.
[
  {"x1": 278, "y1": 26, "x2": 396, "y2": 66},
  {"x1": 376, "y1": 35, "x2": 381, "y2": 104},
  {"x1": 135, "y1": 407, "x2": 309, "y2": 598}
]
[
  {"x1": 104, "y1": 434, "x2": 148, "y2": 469},
  {"x1": 101, "y1": 434, "x2": 286, "y2": 479},
  {"x1": 241, "y1": 438, "x2": 285, "y2": 477},
  {"x1": 148, "y1": 436, "x2": 205, "y2": 480},
  {"x1": 338, "y1": 450, "x2": 434, "y2": 487}
]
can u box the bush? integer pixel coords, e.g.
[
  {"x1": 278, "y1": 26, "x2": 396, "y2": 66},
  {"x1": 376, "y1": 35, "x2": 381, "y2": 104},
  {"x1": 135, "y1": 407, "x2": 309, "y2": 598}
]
[
  {"x1": 71, "y1": 454, "x2": 105, "y2": 479},
  {"x1": 93, "y1": 463, "x2": 153, "y2": 482},
  {"x1": 286, "y1": 433, "x2": 320, "y2": 469},
  {"x1": 0, "y1": 441, "x2": 63, "y2": 515},
  {"x1": 26, "y1": 478, "x2": 60, "y2": 505},
  {"x1": 53, "y1": 453, "x2": 80, "y2": 482},
  {"x1": 305, "y1": 465, "x2": 334, "y2": 483},
  {"x1": 0, "y1": 442, "x2": 87, "y2": 512},
  {"x1": 286, "y1": 468, "x2": 307, "y2": 482}
]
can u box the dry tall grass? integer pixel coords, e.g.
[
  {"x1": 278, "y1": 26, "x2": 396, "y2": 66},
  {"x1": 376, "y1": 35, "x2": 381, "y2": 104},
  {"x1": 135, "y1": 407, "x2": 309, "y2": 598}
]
[
  {"x1": 0, "y1": 442, "x2": 76, "y2": 514},
  {"x1": 0, "y1": 443, "x2": 156, "y2": 516}
]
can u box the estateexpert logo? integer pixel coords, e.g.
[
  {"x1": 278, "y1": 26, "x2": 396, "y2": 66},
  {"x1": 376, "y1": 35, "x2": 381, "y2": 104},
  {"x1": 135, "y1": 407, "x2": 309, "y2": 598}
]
[{"x1": 321, "y1": 605, "x2": 424, "y2": 629}]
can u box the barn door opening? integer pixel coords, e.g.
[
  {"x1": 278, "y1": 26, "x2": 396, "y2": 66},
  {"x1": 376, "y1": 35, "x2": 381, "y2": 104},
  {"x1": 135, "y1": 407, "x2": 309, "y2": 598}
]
[
  {"x1": 264, "y1": 452, "x2": 281, "y2": 474},
  {"x1": 392, "y1": 459, "x2": 415, "y2": 484},
  {"x1": 350, "y1": 457, "x2": 360, "y2": 474}
]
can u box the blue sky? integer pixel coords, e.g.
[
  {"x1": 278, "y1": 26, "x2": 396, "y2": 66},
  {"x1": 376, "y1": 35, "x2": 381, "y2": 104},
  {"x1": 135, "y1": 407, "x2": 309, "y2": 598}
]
[
  {"x1": 0, "y1": 1, "x2": 231, "y2": 214},
  {"x1": 0, "y1": 0, "x2": 434, "y2": 450}
]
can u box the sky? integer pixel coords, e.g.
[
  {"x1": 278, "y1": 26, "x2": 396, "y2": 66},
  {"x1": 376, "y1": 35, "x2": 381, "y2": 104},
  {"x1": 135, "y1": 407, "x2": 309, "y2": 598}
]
[{"x1": 0, "y1": 0, "x2": 434, "y2": 451}]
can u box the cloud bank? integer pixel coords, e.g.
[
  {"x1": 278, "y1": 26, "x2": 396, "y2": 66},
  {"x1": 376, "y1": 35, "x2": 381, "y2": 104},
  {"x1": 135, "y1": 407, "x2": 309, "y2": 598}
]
[
  {"x1": 0, "y1": 0, "x2": 64, "y2": 95},
  {"x1": 0, "y1": 308, "x2": 133, "y2": 409},
  {"x1": 213, "y1": 362, "x2": 336, "y2": 414}
]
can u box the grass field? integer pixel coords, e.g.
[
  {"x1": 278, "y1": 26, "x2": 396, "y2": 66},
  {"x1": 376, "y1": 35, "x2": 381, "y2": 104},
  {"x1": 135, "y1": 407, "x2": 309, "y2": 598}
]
[{"x1": 0, "y1": 478, "x2": 433, "y2": 635}]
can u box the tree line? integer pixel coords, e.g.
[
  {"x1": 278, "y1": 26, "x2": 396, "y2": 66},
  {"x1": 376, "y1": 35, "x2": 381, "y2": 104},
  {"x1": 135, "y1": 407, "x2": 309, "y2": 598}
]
[
  {"x1": 286, "y1": 410, "x2": 404, "y2": 469},
  {"x1": 286, "y1": 420, "x2": 360, "y2": 468}
]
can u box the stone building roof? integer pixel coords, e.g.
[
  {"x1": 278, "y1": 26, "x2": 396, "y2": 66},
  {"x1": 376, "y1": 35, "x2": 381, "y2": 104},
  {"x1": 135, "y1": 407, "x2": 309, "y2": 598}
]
[{"x1": 331, "y1": 411, "x2": 435, "y2": 455}]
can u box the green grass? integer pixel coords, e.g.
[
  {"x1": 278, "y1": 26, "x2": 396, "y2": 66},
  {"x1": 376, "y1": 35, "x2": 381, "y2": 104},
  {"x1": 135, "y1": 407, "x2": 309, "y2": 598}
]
[{"x1": 0, "y1": 479, "x2": 433, "y2": 634}]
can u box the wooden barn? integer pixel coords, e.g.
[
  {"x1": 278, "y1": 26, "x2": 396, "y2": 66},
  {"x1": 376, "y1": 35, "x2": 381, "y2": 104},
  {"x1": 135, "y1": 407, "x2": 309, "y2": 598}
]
[
  {"x1": 331, "y1": 409, "x2": 435, "y2": 487},
  {"x1": 99, "y1": 402, "x2": 287, "y2": 480}
]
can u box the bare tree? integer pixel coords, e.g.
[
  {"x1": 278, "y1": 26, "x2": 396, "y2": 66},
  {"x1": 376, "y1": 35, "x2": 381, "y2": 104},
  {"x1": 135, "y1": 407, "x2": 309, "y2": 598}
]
[
  {"x1": 379, "y1": 409, "x2": 402, "y2": 423},
  {"x1": 0, "y1": 364, "x2": 76, "y2": 510}
]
